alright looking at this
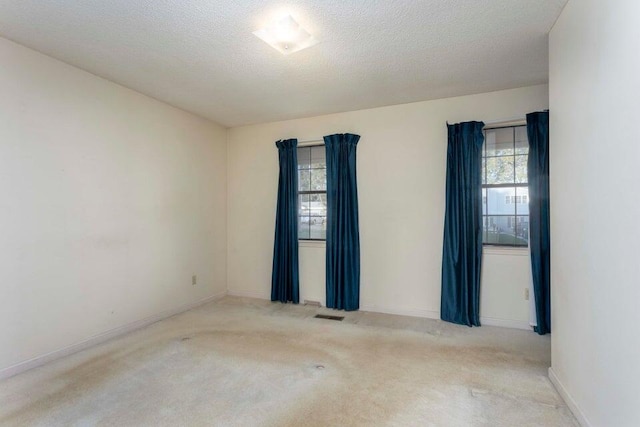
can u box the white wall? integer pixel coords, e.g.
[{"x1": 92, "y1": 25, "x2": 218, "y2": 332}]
[
  {"x1": 227, "y1": 85, "x2": 548, "y2": 328},
  {"x1": 0, "y1": 38, "x2": 227, "y2": 372},
  {"x1": 549, "y1": 1, "x2": 640, "y2": 426}
]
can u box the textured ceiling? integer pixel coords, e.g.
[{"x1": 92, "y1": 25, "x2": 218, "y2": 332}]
[{"x1": 0, "y1": 1, "x2": 567, "y2": 127}]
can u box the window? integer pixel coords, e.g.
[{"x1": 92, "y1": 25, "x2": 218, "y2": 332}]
[
  {"x1": 297, "y1": 145, "x2": 327, "y2": 240},
  {"x1": 482, "y1": 126, "x2": 529, "y2": 247}
]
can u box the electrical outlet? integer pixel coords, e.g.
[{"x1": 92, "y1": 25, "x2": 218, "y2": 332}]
[
  {"x1": 192, "y1": 275, "x2": 197, "y2": 286},
  {"x1": 525, "y1": 288, "x2": 529, "y2": 300}
]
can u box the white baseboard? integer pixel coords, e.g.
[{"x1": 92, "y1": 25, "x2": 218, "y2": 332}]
[
  {"x1": 228, "y1": 294, "x2": 528, "y2": 331},
  {"x1": 0, "y1": 291, "x2": 227, "y2": 381},
  {"x1": 479, "y1": 316, "x2": 533, "y2": 331},
  {"x1": 227, "y1": 289, "x2": 271, "y2": 300},
  {"x1": 361, "y1": 305, "x2": 531, "y2": 331},
  {"x1": 360, "y1": 303, "x2": 440, "y2": 320},
  {"x1": 227, "y1": 295, "x2": 437, "y2": 321},
  {"x1": 548, "y1": 367, "x2": 591, "y2": 427}
]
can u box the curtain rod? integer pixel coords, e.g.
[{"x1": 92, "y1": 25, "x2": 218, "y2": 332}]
[
  {"x1": 446, "y1": 116, "x2": 526, "y2": 128},
  {"x1": 298, "y1": 115, "x2": 530, "y2": 145},
  {"x1": 483, "y1": 116, "x2": 526, "y2": 128},
  {"x1": 297, "y1": 138, "x2": 324, "y2": 147}
]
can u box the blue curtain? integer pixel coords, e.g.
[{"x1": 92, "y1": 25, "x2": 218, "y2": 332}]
[
  {"x1": 324, "y1": 133, "x2": 361, "y2": 311},
  {"x1": 441, "y1": 121, "x2": 485, "y2": 326},
  {"x1": 271, "y1": 139, "x2": 299, "y2": 304},
  {"x1": 527, "y1": 111, "x2": 551, "y2": 335}
]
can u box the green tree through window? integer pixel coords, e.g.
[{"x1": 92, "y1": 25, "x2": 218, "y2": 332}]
[
  {"x1": 482, "y1": 126, "x2": 529, "y2": 246},
  {"x1": 298, "y1": 145, "x2": 327, "y2": 240}
]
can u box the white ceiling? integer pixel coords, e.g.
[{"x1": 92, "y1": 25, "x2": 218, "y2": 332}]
[{"x1": 0, "y1": 1, "x2": 567, "y2": 127}]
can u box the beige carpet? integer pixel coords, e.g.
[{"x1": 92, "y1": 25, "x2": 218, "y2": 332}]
[{"x1": 0, "y1": 297, "x2": 577, "y2": 426}]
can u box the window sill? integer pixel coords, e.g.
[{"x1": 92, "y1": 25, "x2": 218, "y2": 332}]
[
  {"x1": 299, "y1": 240, "x2": 326, "y2": 248},
  {"x1": 483, "y1": 246, "x2": 529, "y2": 256}
]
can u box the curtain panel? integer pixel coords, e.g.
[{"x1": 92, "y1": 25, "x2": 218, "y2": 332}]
[
  {"x1": 324, "y1": 133, "x2": 361, "y2": 311},
  {"x1": 271, "y1": 139, "x2": 300, "y2": 304},
  {"x1": 441, "y1": 121, "x2": 485, "y2": 326},
  {"x1": 526, "y1": 111, "x2": 551, "y2": 335}
]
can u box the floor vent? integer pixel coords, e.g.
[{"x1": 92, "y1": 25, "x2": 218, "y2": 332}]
[{"x1": 314, "y1": 314, "x2": 344, "y2": 321}]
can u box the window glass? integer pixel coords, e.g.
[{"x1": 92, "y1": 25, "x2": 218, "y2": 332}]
[
  {"x1": 298, "y1": 145, "x2": 327, "y2": 240},
  {"x1": 485, "y1": 128, "x2": 514, "y2": 156},
  {"x1": 515, "y1": 155, "x2": 528, "y2": 183},
  {"x1": 482, "y1": 125, "x2": 529, "y2": 247},
  {"x1": 310, "y1": 168, "x2": 326, "y2": 191},
  {"x1": 310, "y1": 145, "x2": 326, "y2": 168},
  {"x1": 486, "y1": 156, "x2": 515, "y2": 185},
  {"x1": 515, "y1": 127, "x2": 529, "y2": 154}
]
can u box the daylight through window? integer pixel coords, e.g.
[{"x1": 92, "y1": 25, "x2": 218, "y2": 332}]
[
  {"x1": 298, "y1": 145, "x2": 327, "y2": 240},
  {"x1": 482, "y1": 126, "x2": 529, "y2": 246}
]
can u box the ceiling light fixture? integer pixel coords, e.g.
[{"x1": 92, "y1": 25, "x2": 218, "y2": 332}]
[{"x1": 253, "y1": 15, "x2": 318, "y2": 55}]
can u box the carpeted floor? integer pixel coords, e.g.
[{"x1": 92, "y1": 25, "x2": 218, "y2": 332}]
[{"x1": 0, "y1": 297, "x2": 577, "y2": 426}]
